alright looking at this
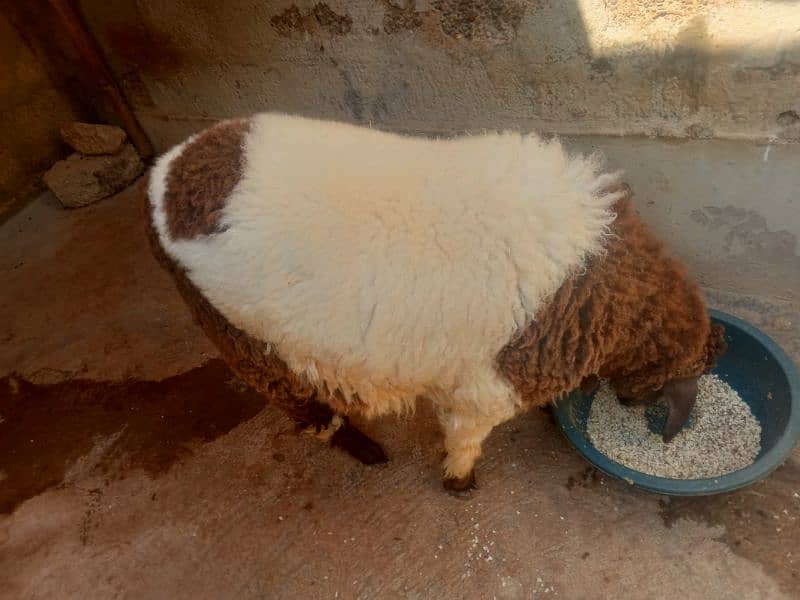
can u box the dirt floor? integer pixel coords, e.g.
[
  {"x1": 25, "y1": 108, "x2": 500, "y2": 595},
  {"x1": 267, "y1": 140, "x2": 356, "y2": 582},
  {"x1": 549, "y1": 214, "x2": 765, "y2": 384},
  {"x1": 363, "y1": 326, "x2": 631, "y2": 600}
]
[{"x1": 1, "y1": 183, "x2": 799, "y2": 599}]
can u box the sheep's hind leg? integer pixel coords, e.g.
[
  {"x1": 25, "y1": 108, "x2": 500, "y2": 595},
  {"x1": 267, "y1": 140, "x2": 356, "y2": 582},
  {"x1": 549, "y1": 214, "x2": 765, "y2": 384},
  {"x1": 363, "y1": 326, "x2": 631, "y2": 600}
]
[
  {"x1": 290, "y1": 399, "x2": 388, "y2": 465},
  {"x1": 161, "y1": 244, "x2": 389, "y2": 467}
]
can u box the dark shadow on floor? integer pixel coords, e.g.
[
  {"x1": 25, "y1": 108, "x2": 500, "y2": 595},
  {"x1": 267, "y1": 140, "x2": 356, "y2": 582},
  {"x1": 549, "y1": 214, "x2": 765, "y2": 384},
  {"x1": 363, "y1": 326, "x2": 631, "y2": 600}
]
[{"x1": 0, "y1": 359, "x2": 264, "y2": 514}]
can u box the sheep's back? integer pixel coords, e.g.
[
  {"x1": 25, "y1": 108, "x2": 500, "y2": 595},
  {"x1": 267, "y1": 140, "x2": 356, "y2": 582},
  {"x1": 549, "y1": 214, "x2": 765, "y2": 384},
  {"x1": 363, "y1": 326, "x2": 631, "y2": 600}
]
[{"x1": 147, "y1": 113, "x2": 622, "y2": 414}]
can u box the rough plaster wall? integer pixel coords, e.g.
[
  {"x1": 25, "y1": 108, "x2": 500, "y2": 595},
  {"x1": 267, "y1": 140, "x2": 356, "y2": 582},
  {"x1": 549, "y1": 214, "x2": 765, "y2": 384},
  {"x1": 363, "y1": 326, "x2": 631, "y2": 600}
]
[
  {"x1": 0, "y1": 12, "x2": 88, "y2": 216},
  {"x1": 78, "y1": 0, "x2": 800, "y2": 150},
  {"x1": 565, "y1": 136, "x2": 799, "y2": 303},
  {"x1": 76, "y1": 0, "x2": 799, "y2": 300}
]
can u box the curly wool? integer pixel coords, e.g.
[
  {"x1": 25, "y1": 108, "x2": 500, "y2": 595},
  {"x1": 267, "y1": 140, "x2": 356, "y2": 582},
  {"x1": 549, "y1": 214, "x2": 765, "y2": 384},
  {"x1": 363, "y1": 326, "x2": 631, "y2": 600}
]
[{"x1": 497, "y1": 190, "x2": 721, "y2": 405}]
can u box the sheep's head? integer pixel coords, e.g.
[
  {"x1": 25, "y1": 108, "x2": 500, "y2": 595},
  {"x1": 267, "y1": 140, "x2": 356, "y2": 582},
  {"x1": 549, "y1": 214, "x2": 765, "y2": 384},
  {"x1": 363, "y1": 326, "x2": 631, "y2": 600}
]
[{"x1": 610, "y1": 323, "x2": 727, "y2": 442}]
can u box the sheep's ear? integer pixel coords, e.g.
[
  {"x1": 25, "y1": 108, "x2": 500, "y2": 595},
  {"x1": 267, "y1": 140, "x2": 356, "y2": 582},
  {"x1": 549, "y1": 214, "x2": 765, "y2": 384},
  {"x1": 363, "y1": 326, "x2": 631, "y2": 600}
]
[
  {"x1": 580, "y1": 375, "x2": 600, "y2": 395},
  {"x1": 662, "y1": 377, "x2": 699, "y2": 442}
]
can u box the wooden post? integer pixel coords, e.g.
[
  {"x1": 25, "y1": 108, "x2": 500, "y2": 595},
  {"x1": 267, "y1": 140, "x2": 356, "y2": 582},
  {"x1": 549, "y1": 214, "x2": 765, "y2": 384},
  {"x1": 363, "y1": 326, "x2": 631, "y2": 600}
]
[{"x1": 48, "y1": 0, "x2": 154, "y2": 158}]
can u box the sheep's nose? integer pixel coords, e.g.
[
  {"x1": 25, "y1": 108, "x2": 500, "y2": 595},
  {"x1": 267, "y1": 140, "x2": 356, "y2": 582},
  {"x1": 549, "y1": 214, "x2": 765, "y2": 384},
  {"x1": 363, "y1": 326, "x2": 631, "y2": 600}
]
[{"x1": 660, "y1": 377, "x2": 700, "y2": 442}]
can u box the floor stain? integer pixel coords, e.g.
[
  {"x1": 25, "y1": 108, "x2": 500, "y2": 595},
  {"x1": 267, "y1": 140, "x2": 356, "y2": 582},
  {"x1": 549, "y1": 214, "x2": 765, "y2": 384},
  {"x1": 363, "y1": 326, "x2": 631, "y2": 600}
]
[
  {"x1": 658, "y1": 461, "x2": 800, "y2": 594},
  {"x1": 566, "y1": 465, "x2": 603, "y2": 490},
  {"x1": 0, "y1": 359, "x2": 265, "y2": 514}
]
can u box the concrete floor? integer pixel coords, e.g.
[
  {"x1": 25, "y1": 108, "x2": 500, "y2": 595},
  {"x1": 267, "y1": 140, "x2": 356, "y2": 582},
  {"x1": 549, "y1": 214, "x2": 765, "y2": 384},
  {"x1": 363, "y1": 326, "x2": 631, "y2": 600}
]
[{"x1": 1, "y1": 183, "x2": 799, "y2": 599}]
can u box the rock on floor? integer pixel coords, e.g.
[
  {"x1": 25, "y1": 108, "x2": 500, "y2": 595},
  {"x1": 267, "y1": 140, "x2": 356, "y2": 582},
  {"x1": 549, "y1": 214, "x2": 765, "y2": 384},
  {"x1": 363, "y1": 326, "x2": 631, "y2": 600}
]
[
  {"x1": 60, "y1": 122, "x2": 127, "y2": 156},
  {"x1": 42, "y1": 144, "x2": 144, "y2": 208}
]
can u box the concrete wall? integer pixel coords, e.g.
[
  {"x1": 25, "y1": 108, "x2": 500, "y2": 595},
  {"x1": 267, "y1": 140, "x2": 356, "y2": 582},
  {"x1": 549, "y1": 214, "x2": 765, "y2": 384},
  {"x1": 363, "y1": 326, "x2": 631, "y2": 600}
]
[
  {"x1": 0, "y1": 8, "x2": 92, "y2": 217},
  {"x1": 79, "y1": 0, "x2": 800, "y2": 149},
  {"x1": 565, "y1": 135, "x2": 800, "y2": 303}
]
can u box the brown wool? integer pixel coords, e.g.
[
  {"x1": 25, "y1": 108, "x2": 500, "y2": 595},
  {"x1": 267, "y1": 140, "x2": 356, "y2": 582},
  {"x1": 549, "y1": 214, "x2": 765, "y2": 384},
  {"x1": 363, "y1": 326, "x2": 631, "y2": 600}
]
[
  {"x1": 164, "y1": 119, "x2": 251, "y2": 240},
  {"x1": 496, "y1": 189, "x2": 725, "y2": 406}
]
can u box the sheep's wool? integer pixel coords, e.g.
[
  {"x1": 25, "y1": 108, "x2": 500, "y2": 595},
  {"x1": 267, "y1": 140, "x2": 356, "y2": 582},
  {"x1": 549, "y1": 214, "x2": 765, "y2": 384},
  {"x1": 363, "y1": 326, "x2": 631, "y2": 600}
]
[{"x1": 149, "y1": 114, "x2": 623, "y2": 418}]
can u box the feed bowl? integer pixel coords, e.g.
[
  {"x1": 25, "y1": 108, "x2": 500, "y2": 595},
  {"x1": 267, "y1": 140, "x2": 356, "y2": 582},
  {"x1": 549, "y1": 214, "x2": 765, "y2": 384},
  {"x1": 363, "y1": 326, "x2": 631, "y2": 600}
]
[{"x1": 555, "y1": 309, "x2": 800, "y2": 496}]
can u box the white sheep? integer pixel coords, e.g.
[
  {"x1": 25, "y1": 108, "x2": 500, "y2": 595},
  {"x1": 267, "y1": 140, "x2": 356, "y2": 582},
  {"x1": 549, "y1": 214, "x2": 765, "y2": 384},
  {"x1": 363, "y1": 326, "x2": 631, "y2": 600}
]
[{"x1": 146, "y1": 114, "x2": 724, "y2": 493}]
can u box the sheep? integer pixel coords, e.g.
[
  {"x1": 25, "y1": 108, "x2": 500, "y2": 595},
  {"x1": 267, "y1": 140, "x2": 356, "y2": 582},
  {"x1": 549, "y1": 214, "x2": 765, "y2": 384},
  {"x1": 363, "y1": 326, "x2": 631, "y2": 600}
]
[{"x1": 144, "y1": 113, "x2": 725, "y2": 493}]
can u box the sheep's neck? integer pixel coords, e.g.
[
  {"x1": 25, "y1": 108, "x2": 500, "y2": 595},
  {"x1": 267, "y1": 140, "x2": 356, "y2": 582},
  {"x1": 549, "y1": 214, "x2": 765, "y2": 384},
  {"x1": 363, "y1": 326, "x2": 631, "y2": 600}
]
[{"x1": 496, "y1": 197, "x2": 710, "y2": 406}]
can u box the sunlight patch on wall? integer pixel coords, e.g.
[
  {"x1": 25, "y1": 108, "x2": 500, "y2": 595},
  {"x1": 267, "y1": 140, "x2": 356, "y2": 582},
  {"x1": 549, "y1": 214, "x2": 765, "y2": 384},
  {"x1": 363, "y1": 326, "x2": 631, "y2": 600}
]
[{"x1": 576, "y1": 0, "x2": 800, "y2": 58}]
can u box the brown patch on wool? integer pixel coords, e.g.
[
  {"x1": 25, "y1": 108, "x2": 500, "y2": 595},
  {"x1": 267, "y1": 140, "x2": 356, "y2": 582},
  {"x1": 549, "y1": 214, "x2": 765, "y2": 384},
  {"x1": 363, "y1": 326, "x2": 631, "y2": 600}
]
[
  {"x1": 143, "y1": 177, "x2": 386, "y2": 463},
  {"x1": 497, "y1": 186, "x2": 719, "y2": 406},
  {"x1": 163, "y1": 119, "x2": 250, "y2": 240}
]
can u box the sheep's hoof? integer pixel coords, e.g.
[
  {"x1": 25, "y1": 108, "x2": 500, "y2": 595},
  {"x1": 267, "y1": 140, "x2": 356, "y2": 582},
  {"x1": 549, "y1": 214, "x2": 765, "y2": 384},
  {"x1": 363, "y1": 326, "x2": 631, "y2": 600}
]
[
  {"x1": 330, "y1": 421, "x2": 389, "y2": 465},
  {"x1": 443, "y1": 471, "x2": 476, "y2": 498}
]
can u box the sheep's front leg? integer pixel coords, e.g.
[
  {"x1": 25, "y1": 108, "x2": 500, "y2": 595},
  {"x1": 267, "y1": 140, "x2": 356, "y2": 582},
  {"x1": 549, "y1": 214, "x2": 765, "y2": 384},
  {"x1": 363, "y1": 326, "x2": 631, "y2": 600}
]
[
  {"x1": 438, "y1": 380, "x2": 518, "y2": 495},
  {"x1": 440, "y1": 414, "x2": 496, "y2": 494}
]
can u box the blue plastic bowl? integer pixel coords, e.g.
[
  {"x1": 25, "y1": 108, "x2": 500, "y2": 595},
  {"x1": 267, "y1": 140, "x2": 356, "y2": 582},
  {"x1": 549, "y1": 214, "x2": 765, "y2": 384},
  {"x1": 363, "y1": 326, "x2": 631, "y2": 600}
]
[{"x1": 555, "y1": 309, "x2": 800, "y2": 496}]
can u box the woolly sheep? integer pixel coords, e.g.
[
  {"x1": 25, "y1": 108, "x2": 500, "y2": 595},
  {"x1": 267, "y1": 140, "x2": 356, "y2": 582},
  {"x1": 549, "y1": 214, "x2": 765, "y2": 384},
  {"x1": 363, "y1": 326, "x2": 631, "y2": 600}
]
[{"x1": 145, "y1": 114, "x2": 725, "y2": 493}]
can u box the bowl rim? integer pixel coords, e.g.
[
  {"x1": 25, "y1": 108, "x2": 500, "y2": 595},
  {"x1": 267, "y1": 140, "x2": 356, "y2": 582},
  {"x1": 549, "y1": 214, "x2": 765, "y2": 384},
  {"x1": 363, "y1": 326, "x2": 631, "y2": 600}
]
[{"x1": 555, "y1": 308, "x2": 800, "y2": 496}]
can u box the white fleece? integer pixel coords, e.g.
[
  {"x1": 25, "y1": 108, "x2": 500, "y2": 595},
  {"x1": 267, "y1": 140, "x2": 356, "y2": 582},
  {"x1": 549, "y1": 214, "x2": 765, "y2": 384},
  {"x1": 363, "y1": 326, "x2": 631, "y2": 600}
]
[{"x1": 149, "y1": 113, "x2": 622, "y2": 419}]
